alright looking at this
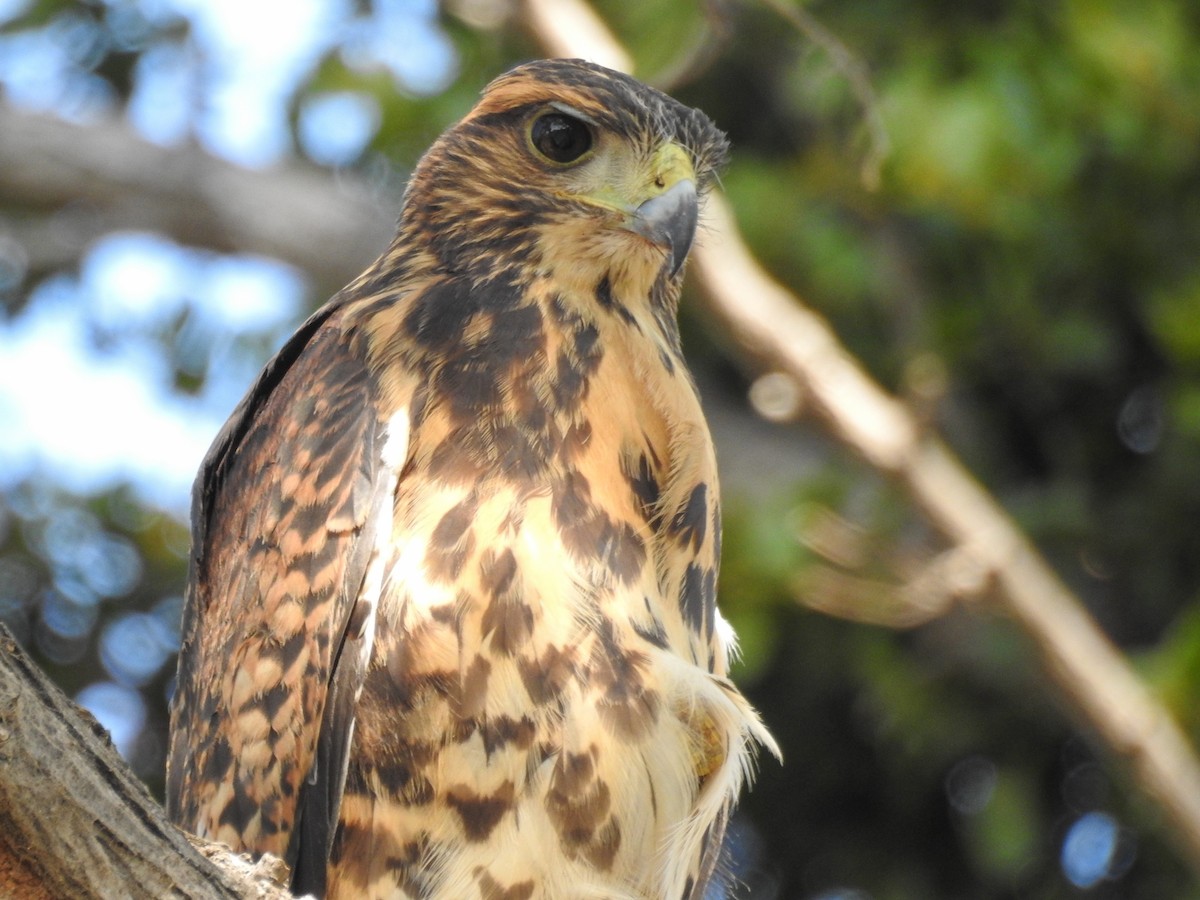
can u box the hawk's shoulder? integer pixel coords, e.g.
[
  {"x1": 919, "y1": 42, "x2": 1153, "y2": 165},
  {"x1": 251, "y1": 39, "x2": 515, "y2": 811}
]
[{"x1": 167, "y1": 297, "x2": 403, "y2": 894}]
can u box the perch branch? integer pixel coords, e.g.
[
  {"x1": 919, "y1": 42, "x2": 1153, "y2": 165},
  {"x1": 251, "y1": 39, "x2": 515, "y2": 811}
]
[{"x1": 0, "y1": 626, "x2": 296, "y2": 898}]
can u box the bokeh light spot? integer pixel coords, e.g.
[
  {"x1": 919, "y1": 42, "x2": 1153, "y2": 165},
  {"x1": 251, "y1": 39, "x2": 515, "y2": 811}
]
[
  {"x1": 82, "y1": 533, "x2": 143, "y2": 598},
  {"x1": 749, "y1": 372, "x2": 804, "y2": 423},
  {"x1": 1061, "y1": 811, "x2": 1136, "y2": 888},
  {"x1": 152, "y1": 594, "x2": 185, "y2": 650},
  {"x1": 299, "y1": 91, "x2": 381, "y2": 167},
  {"x1": 945, "y1": 754, "x2": 998, "y2": 816},
  {"x1": 38, "y1": 507, "x2": 102, "y2": 566},
  {"x1": 1117, "y1": 385, "x2": 1163, "y2": 455},
  {"x1": 100, "y1": 611, "x2": 175, "y2": 687},
  {"x1": 76, "y1": 681, "x2": 147, "y2": 760},
  {"x1": 39, "y1": 586, "x2": 99, "y2": 639}
]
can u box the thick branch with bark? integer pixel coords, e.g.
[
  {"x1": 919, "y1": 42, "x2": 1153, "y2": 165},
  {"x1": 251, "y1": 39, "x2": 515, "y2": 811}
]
[
  {"x1": 521, "y1": 0, "x2": 1200, "y2": 876},
  {"x1": 0, "y1": 626, "x2": 295, "y2": 898}
]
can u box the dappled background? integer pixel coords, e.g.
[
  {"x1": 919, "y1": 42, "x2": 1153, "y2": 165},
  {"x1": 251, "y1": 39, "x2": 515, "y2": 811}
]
[{"x1": 2, "y1": 0, "x2": 1200, "y2": 897}]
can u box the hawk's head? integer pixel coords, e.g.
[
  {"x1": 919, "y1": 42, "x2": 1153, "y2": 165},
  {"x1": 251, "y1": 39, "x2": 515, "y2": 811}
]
[{"x1": 398, "y1": 59, "x2": 728, "y2": 297}]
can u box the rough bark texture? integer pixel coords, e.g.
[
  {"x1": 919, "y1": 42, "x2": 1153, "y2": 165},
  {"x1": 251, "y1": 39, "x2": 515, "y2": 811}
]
[{"x1": 0, "y1": 625, "x2": 295, "y2": 899}]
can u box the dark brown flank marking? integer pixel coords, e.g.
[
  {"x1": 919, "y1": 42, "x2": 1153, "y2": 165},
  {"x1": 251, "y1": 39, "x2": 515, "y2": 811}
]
[
  {"x1": 446, "y1": 780, "x2": 515, "y2": 841},
  {"x1": 668, "y1": 482, "x2": 708, "y2": 552},
  {"x1": 479, "y1": 549, "x2": 535, "y2": 655},
  {"x1": 632, "y1": 597, "x2": 670, "y2": 649},
  {"x1": 476, "y1": 714, "x2": 537, "y2": 757},
  {"x1": 591, "y1": 622, "x2": 661, "y2": 740},
  {"x1": 477, "y1": 870, "x2": 536, "y2": 900},
  {"x1": 622, "y1": 447, "x2": 661, "y2": 524},
  {"x1": 678, "y1": 563, "x2": 717, "y2": 637},
  {"x1": 426, "y1": 493, "x2": 478, "y2": 581},
  {"x1": 454, "y1": 655, "x2": 492, "y2": 719},
  {"x1": 544, "y1": 749, "x2": 622, "y2": 872},
  {"x1": 518, "y1": 643, "x2": 576, "y2": 706},
  {"x1": 552, "y1": 470, "x2": 646, "y2": 584}
]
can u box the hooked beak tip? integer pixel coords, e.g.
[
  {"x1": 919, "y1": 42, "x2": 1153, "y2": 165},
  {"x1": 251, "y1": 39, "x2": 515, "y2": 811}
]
[{"x1": 628, "y1": 179, "x2": 699, "y2": 278}]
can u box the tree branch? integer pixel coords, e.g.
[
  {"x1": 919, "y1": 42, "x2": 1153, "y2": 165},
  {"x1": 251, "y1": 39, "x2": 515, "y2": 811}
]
[
  {"x1": 521, "y1": 0, "x2": 1200, "y2": 875},
  {"x1": 0, "y1": 625, "x2": 295, "y2": 898},
  {"x1": 0, "y1": 104, "x2": 393, "y2": 297}
]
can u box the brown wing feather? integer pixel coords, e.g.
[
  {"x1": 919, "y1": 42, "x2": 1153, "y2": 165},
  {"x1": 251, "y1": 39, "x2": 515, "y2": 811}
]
[{"x1": 166, "y1": 302, "x2": 393, "y2": 889}]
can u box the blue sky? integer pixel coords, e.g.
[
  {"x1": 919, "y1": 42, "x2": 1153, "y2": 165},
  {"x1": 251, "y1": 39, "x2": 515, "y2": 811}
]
[
  {"x1": 0, "y1": 0, "x2": 454, "y2": 513},
  {"x1": 0, "y1": 0, "x2": 454, "y2": 766}
]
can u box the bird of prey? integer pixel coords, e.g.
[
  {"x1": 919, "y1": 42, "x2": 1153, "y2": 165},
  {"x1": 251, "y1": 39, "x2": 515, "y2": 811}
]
[{"x1": 166, "y1": 58, "x2": 777, "y2": 900}]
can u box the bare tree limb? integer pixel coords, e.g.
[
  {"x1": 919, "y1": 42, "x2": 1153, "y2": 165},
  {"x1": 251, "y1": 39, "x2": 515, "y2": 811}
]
[
  {"x1": 0, "y1": 625, "x2": 296, "y2": 898},
  {"x1": 521, "y1": 0, "x2": 1200, "y2": 876},
  {"x1": 517, "y1": 0, "x2": 631, "y2": 71},
  {"x1": 0, "y1": 104, "x2": 394, "y2": 297}
]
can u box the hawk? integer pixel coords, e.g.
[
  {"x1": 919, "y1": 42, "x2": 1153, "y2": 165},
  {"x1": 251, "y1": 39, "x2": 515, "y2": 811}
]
[{"x1": 166, "y1": 58, "x2": 777, "y2": 900}]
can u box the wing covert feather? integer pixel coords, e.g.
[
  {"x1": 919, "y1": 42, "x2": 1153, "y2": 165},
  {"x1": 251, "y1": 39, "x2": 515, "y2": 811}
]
[{"x1": 166, "y1": 304, "x2": 405, "y2": 886}]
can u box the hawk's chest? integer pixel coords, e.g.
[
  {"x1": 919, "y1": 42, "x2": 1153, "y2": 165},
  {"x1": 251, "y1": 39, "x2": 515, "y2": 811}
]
[
  {"x1": 381, "y1": 286, "x2": 718, "y2": 656},
  {"x1": 342, "y1": 288, "x2": 730, "y2": 898}
]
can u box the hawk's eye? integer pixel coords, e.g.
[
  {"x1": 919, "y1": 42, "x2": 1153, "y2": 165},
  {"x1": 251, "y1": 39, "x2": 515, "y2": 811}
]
[{"x1": 529, "y1": 112, "x2": 593, "y2": 164}]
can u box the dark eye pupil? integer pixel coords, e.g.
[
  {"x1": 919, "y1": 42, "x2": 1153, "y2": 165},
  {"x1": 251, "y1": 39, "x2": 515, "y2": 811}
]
[{"x1": 532, "y1": 113, "x2": 592, "y2": 163}]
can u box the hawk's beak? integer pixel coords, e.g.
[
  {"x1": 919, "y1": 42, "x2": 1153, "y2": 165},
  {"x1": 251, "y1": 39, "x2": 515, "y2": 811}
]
[
  {"x1": 624, "y1": 141, "x2": 699, "y2": 278},
  {"x1": 629, "y1": 179, "x2": 699, "y2": 278}
]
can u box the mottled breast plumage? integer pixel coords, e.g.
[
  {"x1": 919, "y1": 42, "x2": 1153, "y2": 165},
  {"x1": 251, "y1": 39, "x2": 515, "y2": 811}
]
[{"x1": 166, "y1": 58, "x2": 776, "y2": 900}]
